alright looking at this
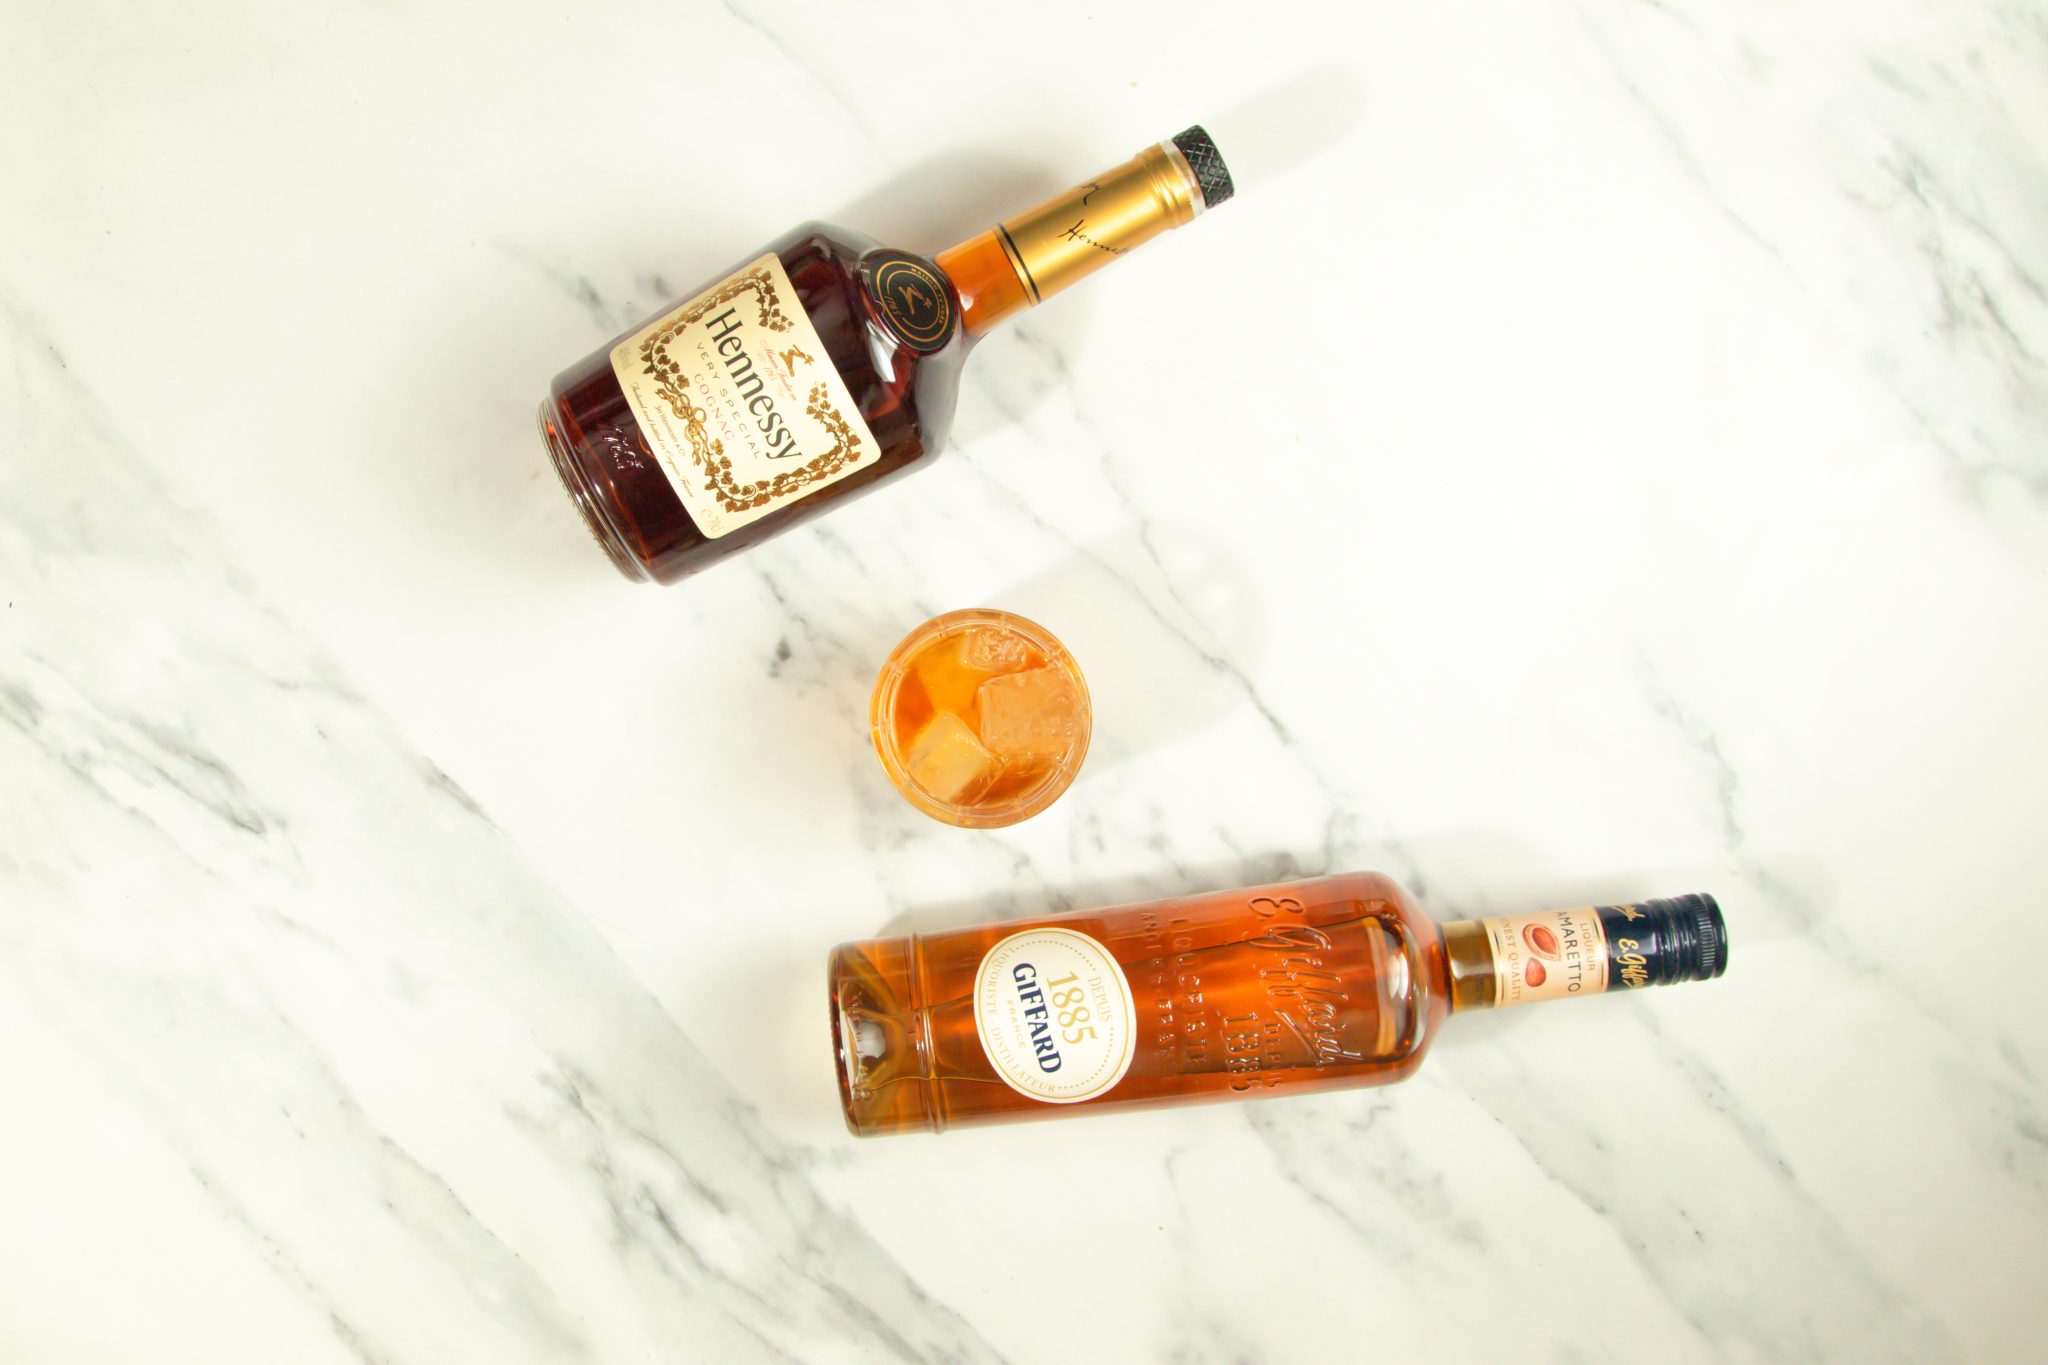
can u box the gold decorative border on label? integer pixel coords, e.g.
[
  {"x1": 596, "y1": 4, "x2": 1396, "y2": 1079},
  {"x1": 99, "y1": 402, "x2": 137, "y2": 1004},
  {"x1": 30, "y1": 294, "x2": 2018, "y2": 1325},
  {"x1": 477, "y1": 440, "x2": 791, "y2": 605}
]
[{"x1": 628, "y1": 261, "x2": 864, "y2": 518}]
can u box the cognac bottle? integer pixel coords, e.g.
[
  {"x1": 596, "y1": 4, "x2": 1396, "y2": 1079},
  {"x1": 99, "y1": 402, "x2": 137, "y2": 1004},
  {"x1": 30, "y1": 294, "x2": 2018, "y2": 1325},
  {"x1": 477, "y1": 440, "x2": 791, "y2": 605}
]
[
  {"x1": 829, "y1": 872, "x2": 1728, "y2": 1136},
  {"x1": 540, "y1": 127, "x2": 1234, "y2": 584}
]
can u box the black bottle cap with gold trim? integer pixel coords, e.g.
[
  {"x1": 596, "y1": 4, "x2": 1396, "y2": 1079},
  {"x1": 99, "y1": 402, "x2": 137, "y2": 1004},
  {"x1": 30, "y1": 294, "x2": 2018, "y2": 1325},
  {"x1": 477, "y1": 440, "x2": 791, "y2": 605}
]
[
  {"x1": 1170, "y1": 125, "x2": 1234, "y2": 208},
  {"x1": 1595, "y1": 894, "x2": 1728, "y2": 990}
]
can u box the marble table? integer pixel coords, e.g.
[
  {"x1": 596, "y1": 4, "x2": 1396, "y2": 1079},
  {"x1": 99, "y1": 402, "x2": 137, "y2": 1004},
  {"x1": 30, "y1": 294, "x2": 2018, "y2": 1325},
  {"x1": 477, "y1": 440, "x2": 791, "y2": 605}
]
[{"x1": 6, "y1": 2, "x2": 2045, "y2": 1360}]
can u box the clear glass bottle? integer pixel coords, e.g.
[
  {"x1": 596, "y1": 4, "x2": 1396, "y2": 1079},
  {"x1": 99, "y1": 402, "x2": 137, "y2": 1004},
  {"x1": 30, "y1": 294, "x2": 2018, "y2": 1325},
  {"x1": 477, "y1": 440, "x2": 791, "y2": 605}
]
[
  {"x1": 540, "y1": 127, "x2": 1234, "y2": 584},
  {"x1": 829, "y1": 872, "x2": 1728, "y2": 1136}
]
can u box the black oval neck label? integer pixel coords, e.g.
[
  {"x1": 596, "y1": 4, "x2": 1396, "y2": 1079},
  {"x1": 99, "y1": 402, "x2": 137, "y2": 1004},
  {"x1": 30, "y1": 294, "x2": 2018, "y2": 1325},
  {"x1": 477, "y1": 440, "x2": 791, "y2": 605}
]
[{"x1": 867, "y1": 252, "x2": 952, "y2": 353}]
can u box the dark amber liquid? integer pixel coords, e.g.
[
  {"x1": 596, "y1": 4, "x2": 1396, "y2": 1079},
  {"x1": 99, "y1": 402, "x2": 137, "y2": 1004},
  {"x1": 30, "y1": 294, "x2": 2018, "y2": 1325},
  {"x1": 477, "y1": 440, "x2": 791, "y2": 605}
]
[
  {"x1": 542, "y1": 223, "x2": 967, "y2": 583},
  {"x1": 830, "y1": 873, "x2": 1453, "y2": 1135}
]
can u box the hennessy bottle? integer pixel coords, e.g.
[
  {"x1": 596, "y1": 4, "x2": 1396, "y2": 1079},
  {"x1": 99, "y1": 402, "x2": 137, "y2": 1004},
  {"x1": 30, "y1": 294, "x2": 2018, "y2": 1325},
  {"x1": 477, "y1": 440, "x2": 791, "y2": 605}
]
[
  {"x1": 829, "y1": 872, "x2": 1728, "y2": 1136},
  {"x1": 539, "y1": 127, "x2": 1235, "y2": 584}
]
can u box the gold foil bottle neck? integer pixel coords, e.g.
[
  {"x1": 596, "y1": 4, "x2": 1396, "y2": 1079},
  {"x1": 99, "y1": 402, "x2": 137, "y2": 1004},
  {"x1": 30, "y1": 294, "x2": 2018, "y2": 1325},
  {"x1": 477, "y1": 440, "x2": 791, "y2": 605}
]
[{"x1": 994, "y1": 140, "x2": 1206, "y2": 305}]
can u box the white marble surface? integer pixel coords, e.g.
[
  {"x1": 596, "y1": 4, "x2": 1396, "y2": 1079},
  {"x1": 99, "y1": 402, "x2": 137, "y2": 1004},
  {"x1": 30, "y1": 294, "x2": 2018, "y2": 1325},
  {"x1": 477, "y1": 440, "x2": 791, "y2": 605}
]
[{"x1": 5, "y1": 1, "x2": 2046, "y2": 1360}]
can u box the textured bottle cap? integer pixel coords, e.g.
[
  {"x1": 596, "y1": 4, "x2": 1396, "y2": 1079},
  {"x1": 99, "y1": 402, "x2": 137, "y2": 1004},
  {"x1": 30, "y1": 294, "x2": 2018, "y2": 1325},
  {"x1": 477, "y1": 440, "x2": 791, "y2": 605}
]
[
  {"x1": 1598, "y1": 894, "x2": 1728, "y2": 988},
  {"x1": 1686, "y1": 894, "x2": 1729, "y2": 980},
  {"x1": 1170, "y1": 125, "x2": 1235, "y2": 208}
]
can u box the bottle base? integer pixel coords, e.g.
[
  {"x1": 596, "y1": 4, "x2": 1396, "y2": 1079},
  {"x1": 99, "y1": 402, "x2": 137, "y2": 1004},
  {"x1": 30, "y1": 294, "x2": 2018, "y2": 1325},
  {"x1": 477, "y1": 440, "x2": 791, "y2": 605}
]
[
  {"x1": 829, "y1": 941, "x2": 941, "y2": 1137},
  {"x1": 536, "y1": 399, "x2": 653, "y2": 583}
]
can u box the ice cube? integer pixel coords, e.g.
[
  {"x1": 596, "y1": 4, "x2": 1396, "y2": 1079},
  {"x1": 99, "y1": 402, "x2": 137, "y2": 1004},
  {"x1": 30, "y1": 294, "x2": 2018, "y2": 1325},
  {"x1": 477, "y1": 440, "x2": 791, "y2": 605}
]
[
  {"x1": 903, "y1": 710, "x2": 995, "y2": 804},
  {"x1": 909, "y1": 637, "x2": 982, "y2": 718},
  {"x1": 974, "y1": 667, "x2": 1080, "y2": 759},
  {"x1": 958, "y1": 626, "x2": 1033, "y2": 674}
]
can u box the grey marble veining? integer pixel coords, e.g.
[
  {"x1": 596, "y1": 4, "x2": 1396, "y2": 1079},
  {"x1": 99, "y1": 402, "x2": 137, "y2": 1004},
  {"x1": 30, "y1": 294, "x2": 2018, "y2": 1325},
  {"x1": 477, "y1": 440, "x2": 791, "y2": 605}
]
[
  {"x1": 5, "y1": 1, "x2": 2046, "y2": 1361},
  {"x1": 2, "y1": 302, "x2": 997, "y2": 1362}
]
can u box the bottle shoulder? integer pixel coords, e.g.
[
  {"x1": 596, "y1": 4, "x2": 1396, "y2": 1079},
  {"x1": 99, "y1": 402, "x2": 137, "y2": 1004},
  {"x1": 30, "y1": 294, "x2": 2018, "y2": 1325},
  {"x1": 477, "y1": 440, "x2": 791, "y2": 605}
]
[
  {"x1": 763, "y1": 223, "x2": 968, "y2": 458},
  {"x1": 779, "y1": 226, "x2": 967, "y2": 350},
  {"x1": 1290, "y1": 870, "x2": 1424, "y2": 920},
  {"x1": 767, "y1": 219, "x2": 879, "y2": 261}
]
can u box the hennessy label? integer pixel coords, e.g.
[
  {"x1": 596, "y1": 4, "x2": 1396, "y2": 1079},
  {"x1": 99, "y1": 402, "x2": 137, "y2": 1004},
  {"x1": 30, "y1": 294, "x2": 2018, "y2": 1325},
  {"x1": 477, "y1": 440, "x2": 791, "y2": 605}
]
[
  {"x1": 1479, "y1": 908, "x2": 1611, "y2": 1007},
  {"x1": 610, "y1": 253, "x2": 880, "y2": 539},
  {"x1": 973, "y1": 928, "x2": 1136, "y2": 1103}
]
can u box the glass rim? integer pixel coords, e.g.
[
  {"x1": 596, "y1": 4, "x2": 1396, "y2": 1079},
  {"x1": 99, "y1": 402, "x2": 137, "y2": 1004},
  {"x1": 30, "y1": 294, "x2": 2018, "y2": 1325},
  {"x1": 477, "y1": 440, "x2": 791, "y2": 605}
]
[{"x1": 869, "y1": 607, "x2": 1092, "y2": 829}]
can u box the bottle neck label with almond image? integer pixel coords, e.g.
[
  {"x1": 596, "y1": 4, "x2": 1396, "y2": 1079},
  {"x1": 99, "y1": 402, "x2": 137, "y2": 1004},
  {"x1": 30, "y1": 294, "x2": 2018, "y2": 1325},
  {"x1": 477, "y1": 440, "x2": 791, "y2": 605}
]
[
  {"x1": 1478, "y1": 896, "x2": 1728, "y2": 1007},
  {"x1": 1479, "y1": 907, "x2": 1610, "y2": 1007}
]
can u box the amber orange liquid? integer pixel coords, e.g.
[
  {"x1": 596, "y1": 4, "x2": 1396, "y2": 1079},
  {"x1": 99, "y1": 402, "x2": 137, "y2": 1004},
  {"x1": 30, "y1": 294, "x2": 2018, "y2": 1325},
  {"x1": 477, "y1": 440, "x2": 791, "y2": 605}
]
[
  {"x1": 830, "y1": 872, "x2": 1453, "y2": 1135},
  {"x1": 886, "y1": 631, "x2": 1056, "y2": 806}
]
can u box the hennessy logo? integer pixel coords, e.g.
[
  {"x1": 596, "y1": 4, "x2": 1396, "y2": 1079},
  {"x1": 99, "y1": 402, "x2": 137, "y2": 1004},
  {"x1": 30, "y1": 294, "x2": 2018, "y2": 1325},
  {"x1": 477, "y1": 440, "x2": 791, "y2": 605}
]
[
  {"x1": 868, "y1": 255, "x2": 950, "y2": 351},
  {"x1": 1079, "y1": 180, "x2": 1101, "y2": 205},
  {"x1": 1057, "y1": 219, "x2": 1126, "y2": 256},
  {"x1": 703, "y1": 306, "x2": 804, "y2": 461},
  {"x1": 892, "y1": 279, "x2": 933, "y2": 314},
  {"x1": 775, "y1": 345, "x2": 814, "y2": 374}
]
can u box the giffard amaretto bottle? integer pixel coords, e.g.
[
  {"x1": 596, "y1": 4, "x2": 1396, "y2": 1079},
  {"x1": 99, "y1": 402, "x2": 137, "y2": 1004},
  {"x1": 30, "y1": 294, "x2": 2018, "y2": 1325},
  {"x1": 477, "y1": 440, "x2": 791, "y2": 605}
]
[{"x1": 829, "y1": 872, "x2": 1728, "y2": 1135}]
